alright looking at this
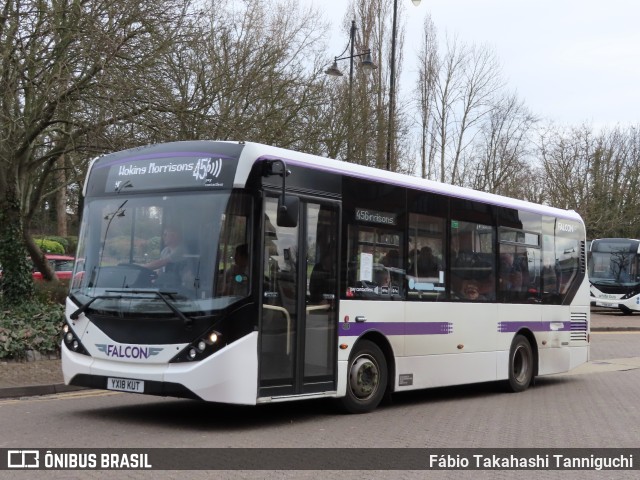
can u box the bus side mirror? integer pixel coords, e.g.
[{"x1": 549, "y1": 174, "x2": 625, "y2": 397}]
[{"x1": 277, "y1": 195, "x2": 299, "y2": 227}]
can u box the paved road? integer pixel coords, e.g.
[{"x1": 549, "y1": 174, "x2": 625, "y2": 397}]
[
  {"x1": 1, "y1": 330, "x2": 639, "y2": 479},
  {"x1": 591, "y1": 307, "x2": 640, "y2": 330}
]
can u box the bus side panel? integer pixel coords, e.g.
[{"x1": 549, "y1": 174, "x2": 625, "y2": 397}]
[
  {"x1": 337, "y1": 301, "x2": 407, "y2": 359},
  {"x1": 534, "y1": 344, "x2": 589, "y2": 376},
  {"x1": 535, "y1": 303, "x2": 590, "y2": 375},
  {"x1": 338, "y1": 302, "x2": 500, "y2": 392},
  {"x1": 394, "y1": 352, "x2": 497, "y2": 391},
  {"x1": 496, "y1": 303, "x2": 541, "y2": 349},
  {"x1": 337, "y1": 360, "x2": 348, "y2": 397},
  {"x1": 536, "y1": 347, "x2": 571, "y2": 376},
  {"x1": 404, "y1": 303, "x2": 499, "y2": 357},
  {"x1": 569, "y1": 345, "x2": 590, "y2": 370}
]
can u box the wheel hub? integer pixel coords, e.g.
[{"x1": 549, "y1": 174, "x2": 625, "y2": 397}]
[{"x1": 350, "y1": 356, "x2": 379, "y2": 399}]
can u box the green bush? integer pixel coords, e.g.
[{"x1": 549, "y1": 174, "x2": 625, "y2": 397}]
[
  {"x1": 33, "y1": 235, "x2": 78, "y2": 255},
  {"x1": 34, "y1": 238, "x2": 65, "y2": 254},
  {"x1": 0, "y1": 301, "x2": 64, "y2": 360},
  {"x1": 42, "y1": 236, "x2": 69, "y2": 251}
]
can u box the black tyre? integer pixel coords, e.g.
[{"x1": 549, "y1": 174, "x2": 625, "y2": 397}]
[
  {"x1": 340, "y1": 340, "x2": 388, "y2": 414},
  {"x1": 506, "y1": 334, "x2": 534, "y2": 392},
  {"x1": 619, "y1": 306, "x2": 634, "y2": 316}
]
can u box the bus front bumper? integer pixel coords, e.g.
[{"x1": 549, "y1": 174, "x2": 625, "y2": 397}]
[
  {"x1": 593, "y1": 296, "x2": 640, "y2": 312},
  {"x1": 62, "y1": 332, "x2": 259, "y2": 404}
]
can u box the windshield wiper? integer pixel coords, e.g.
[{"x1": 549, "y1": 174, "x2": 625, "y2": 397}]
[
  {"x1": 70, "y1": 289, "x2": 194, "y2": 327},
  {"x1": 70, "y1": 294, "x2": 126, "y2": 320},
  {"x1": 100, "y1": 289, "x2": 194, "y2": 327}
]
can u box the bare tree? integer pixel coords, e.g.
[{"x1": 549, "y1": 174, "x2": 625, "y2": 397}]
[
  {"x1": 148, "y1": 0, "x2": 331, "y2": 150},
  {"x1": 416, "y1": 29, "x2": 506, "y2": 187},
  {"x1": 538, "y1": 124, "x2": 592, "y2": 213},
  {"x1": 468, "y1": 92, "x2": 537, "y2": 196},
  {"x1": 536, "y1": 123, "x2": 640, "y2": 238},
  {"x1": 583, "y1": 126, "x2": 640, "y2": 238},
  {"x1": 429, "y1": 36, "x2": 466, "y2": 183},
  {"x1": 0, "y1": 0, "x2": 190, "y2": 302},
  {"x1": 415, "y1": 14, "x2": 438, "y2": 179},
  {"x1": 448, "y1": 44, "x2": 503, "y2": 185}
]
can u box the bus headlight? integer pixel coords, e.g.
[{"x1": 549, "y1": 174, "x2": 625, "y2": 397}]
[
  {"x1": 170, "y1": 330, "x2": 223, "y2": 363},
  {"x1": 621, "y1": 287, "x2": 640, "y2": 300},
  {"x1": 61, "y1": 323, "x2": 90, "y2": 356}
]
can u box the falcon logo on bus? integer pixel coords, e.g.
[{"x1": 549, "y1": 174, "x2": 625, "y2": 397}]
[
  {"x1": 557, "y1": 222, "x2": 576, "y2": 233},
  {"x1": 96, "y1": 344, "x2": 163, "y2": 359}
]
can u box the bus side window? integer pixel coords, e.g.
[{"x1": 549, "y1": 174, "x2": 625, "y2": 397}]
[
  {"x1": 555, "y1": 237, "x2": 581, "y2": 296},
  {"x1": 407, "y1": 213, "x2": 446, "y2": 301},
  {"x1": 345, "y1": 224, "x2": 404, "y2": 300},
  {"x1": 450, "y1": 220, "x2": 495, "y2": 301},
  {"x1": 499, "y1": 248, "x2": 528, "y2": 302},
  {"x1": 497, "y1": 227, "x2": 541, "y2": 304}
]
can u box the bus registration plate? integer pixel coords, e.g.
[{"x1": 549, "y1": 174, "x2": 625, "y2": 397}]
[
  {"x1": 596, "y1": 302, "x2": 618, "y2": 308},
  {"x1": 107, "y1": 377, "x2": 144, "y2": 393}
]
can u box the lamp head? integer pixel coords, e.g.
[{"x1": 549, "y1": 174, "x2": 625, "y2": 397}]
[
  {"x1": 360, "y1": 51, "x2": 377, "y2": 71},
  {"x1": 324, "y1": 60, "x2": 343, "y2": 77}
]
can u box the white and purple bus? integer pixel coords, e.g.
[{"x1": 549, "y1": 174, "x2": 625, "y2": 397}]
[
  {"x1": 62, "y1": 141, "x2": 590, "y2": 413},
  {"x1": 589, "y1": 238, "x2": 640, "y2": 314}
]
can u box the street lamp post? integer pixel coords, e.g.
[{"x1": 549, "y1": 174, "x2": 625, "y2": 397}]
[
  {"x1": 385, "y1": 0, "x2": 422, "y2": 171},
  {"x1": 325, "y1": 20, "x2": 376, "y2": 161}
]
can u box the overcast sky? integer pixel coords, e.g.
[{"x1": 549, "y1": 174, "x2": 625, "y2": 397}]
[{"x1": 302, "y1": 0, "x2": 640, "y2": 129}]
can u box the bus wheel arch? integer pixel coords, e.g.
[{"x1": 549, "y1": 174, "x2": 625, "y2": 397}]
[
  {"x1": 505, "y1": 330, "x2": 537, "y2": 393},
  {"x1": 340, "y1": 334, "x2": 393, "y2": 414}
]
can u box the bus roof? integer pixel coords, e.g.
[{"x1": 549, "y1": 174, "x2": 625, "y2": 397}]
[
  {"x1": 85, "y1": 139, "x2": 582, "y2": 224},
  {"x1": 235, "y1": 141, "x2": 583, "y2": 223}
]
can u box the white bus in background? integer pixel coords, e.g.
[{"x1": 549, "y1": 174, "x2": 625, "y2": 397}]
[
  {"x1": 62, "y1": 140, "x2": 590, "y2": 413},
  {"x1": 589, "y1": 238, "x2": 640, "y2": 314}
]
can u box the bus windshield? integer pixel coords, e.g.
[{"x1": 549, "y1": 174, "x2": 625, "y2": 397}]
[
  {"x1": 70, "y1": 191, "x2": 252, "y2": 315},
  {"x1": 588, "y1": 250, "x2": 640, "y2": 286}
]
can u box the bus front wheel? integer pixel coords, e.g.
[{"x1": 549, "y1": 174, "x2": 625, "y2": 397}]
[
  {"x1": 506, "y1": 334, "x2": 534, "y2": 392},
  {"x1": 341, "y1": 340, "x2": 387, "y2": 414}
]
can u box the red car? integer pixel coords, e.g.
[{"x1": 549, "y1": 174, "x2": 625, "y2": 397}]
[{"x1": 31, "y1": 254, "x2": 75, "y2": 281}]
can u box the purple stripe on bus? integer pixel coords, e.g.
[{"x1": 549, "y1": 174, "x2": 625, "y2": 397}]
[
  {"x1": 338, "y1": 320, "x2": 572, "y2": 338},
  {"x1": 339, "y1": 322, "x2": 453, "y2": 337},
  {"x1": 497, "y1": 321, "x2": 571, "y2": 333},
  {"x1": 95, "y1": 152, "x2": 235, "y2": 169}
]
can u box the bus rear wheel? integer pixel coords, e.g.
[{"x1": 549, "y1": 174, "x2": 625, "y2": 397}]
[
  {"x1": 341, "y1": 340, "x2": 387, "y2": 414},
  {"x1": 506, "y1": 334, "x2": 534, "y2": 392}
]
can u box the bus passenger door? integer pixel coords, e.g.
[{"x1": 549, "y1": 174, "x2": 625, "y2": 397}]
[{"x1": 259, "y1": 196, "x2": 339, "y2": 398}]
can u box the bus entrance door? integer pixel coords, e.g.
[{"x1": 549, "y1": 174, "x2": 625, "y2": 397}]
[{"x1": 259, "y1": 197, "x2": 338, "y2": 398}]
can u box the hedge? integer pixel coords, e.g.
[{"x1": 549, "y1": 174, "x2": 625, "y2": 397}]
[{"x1": 0, "y1": 301, "x2": 65, "y2": 360}]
